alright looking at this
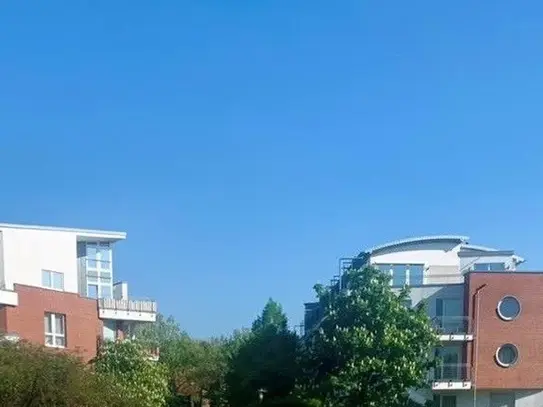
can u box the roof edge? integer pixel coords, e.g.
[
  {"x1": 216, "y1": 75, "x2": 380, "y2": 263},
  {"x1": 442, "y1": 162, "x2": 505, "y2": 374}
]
[
  {"x1": 368, "y1": 235, "x2": 469, "y2": 255},
  {"x1": 0, "y1": 223, "x2": 126, "y2": 240}
]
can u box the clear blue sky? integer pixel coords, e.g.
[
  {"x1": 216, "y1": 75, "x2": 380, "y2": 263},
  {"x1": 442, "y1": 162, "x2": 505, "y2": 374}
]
[{"x1": 1, "y1": 1, "x2": 542, "y2": 338}]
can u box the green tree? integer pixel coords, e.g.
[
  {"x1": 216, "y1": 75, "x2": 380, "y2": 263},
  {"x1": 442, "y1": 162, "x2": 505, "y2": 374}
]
[
  {"x1": 0, "y1": 339, "x2": 129, "y2": 407},
  {"x1": 94, "y1": 340, "x2": 169, "y2": 407},
  {"x1": 137, "y1": 314, "x2": 237, "y2": 407},
  {"x1": 304, "y1": 266, "x2": 439, "y2": 407},
  {"x1": 252, "y1": 298, "x2": 288, "y2": 331},
  {"x1": 226, "y1": 299, "x2": 300, "y2": 406}
]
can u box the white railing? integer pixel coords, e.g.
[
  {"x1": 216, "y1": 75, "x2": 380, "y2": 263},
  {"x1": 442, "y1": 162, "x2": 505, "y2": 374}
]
[{"x1": 98, "y1": 298, "x2": 157, "y2": 313}]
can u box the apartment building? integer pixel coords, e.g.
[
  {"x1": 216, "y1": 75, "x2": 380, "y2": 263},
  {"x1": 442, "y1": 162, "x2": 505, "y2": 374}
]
[
  {"x1": 0, "y1": 223, "x2": 157, "y2": 361},
  {"x1": 304, "y1": 235, "x2": 543, "y2": 407}
]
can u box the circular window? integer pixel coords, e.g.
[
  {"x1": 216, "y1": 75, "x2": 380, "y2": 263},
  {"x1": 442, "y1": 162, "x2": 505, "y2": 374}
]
[
  {"x1": 497, "y1": 296, "x2": 521, "y2": 320},
  {"x1": 496, "y1": 344, "x2": 519, "y2": 367}
]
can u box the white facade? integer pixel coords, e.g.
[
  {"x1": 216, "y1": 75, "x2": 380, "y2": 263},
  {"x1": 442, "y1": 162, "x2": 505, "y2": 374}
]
[
  {"x1": 0, "y1": 223, "x2": 156, "y2": 323},
  {"x1": 0, "y1": 224, "x2": 124, "y2": 293},
  {"x1": 368, "y1": 235, "x2": 523, "y2": 286},
  {"x1": 360, "y1": 235, "x2": 529, "y2": 407},
  {"x1": 1, "y1": 227, "x2": 80, "y2": 292}
]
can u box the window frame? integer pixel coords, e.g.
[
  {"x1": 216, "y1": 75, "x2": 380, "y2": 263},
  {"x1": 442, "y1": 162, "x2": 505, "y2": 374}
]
[
  {"x1": 497, "y1": 296, "x2": 521, "y2": 321},
  {"x1": 473, "y1": 262, "x2": 507, "y2": 271},
  {"x1": 44, "y1": 312, "x2": 66, "y2": 349},
  {"x1": 86, "y1": 242, "x2": 113, "y2": 299},
  {"x1": 373, "y1": 263, "x2": 426, "y2": 287},
  {"x1": 41, "y1": 269, "x2": 65, "y2": 291},
  {"x1": 495, "y1": 343, "x2": 519, "y2": 368}
]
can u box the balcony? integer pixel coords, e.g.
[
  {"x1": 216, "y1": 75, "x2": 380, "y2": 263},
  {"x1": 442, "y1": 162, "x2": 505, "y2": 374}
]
[
  {"x1": 0, "y1": 284, "x2": 18, "y2": 306},
  {"x1": 98, "y1": 298, "x2": 157, "y2": 322},
  {"x1": 432, "y1": 316, "x2": 473, "y2": 341},
  {"x1": 430, "y1": 363, "x2": 471, "y2": 390}
]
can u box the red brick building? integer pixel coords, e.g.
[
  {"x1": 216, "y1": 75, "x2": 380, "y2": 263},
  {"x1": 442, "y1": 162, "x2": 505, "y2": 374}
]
[
  {"x1": 0, "y1": 223, "x2": 157, "y2": 362},
  {"x1": 305, "y1": 236, "x2": 543, "y2": 407}
]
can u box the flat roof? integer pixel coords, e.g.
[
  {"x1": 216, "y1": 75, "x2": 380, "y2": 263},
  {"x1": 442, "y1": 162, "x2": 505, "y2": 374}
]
[{"x1": 0, "y1": 222, "x2": 126, "y2": 241}]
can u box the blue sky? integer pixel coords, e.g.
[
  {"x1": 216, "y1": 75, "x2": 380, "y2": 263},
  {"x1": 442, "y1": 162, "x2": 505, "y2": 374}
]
[{"x1": 1, "y1": 1, "x2": 542, "y2": 338}]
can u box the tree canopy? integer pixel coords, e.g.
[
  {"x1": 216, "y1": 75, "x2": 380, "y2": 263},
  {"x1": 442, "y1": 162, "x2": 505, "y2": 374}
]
[
  {"x1": 225, "y1": 298, "x2": 300, "y2": 406},
  {"x1": 0, "y1": 266, "x2": 439, "y2": 407},
  {"x1": 94, "y1": 340, "x2": 169, "y2": 407},
  {"x1": 251, "y1": 298, "x2": 289, "y2": 332},
  {"x1": 304, "y1": 266, "x2": 439, "y2": 407}
]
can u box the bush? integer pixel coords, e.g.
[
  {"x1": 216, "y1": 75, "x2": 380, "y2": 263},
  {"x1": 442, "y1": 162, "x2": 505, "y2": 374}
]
[{"x1": 0, "y1": 340, "x2": 129, "y2": 407}]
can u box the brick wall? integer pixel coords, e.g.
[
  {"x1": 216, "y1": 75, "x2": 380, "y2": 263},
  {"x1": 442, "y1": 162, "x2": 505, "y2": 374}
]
[
  {"x1": 2, "y1": 284, "x2": 102, "y2": 362},
  {"x1": 466, "y1": 272, "x2": 543, "y2": 389}
]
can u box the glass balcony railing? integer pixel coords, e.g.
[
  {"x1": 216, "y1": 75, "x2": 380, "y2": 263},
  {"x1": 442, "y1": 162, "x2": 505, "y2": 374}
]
[
  {"x1": 431, "y1": 363, "x2": 470, "y2": 382},
  {"x1": 432, "y1": 316, "x2": 471, "y2": 335},
  {"x1": 98, "y1": 298, "x2": 157, "y2": 313}
]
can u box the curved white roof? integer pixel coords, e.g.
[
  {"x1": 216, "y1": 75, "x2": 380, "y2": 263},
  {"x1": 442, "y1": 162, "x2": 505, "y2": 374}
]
[{"x1": 367, "y1": 235, "x2": 469, "y2": 255}]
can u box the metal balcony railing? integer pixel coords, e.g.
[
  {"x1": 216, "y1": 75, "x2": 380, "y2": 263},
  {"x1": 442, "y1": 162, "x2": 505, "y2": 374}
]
[
  {"x1": 431, "y1": 363, "x2": 470, "y2": 382},
  {"x1": 432, "y1": 316, "x2": 471, "y2": 335},
  {"x1": 98, "y1": 298, "x2": 157, "y2": 313}
]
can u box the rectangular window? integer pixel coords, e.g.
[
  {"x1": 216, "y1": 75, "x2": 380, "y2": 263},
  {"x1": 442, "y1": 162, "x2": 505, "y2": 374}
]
[
  {"x1": 473, "y1": 262, "x2": 506, "y2": 271},
  {"x1": 41, "y1": 270, "x2": 64, "y2": 290},
  {"x1": 88, "y1": 284, "x2": 98, "y2": 298},
  {"x1": 391, "y1": 265, "x2": 407, "y2": 287},
  {"x1": 86, "y1": 242, "x2": 113, "y2": 299},
  {"x1": 86, "y1": 242, "x2": 112, "y2": 271},
  {"x1": 408, "y1": 264, "x2": 424, "y2": 285},
  {"x1": 44, "y1": 313, "x2": 66, "y2": 348}
]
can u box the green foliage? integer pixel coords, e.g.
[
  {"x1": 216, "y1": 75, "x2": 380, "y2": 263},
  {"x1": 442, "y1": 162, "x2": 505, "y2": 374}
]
[
  {"x1": 94, "y1": 339, "x2": 169, "y2": 407},
  {"x1": 0, "y1": 340, "x2": 129, "y2": 407},
  {"x1": 226, "y1": 299, "x2": 300, "y2": 406},
  {"x1": 252, "y1": 298, "x2": 288, "y2": 332},
  {"x1": 304, "y1": 266, "x2": 439, "y2": 407},
  {"x1": 137, "y1": 314, "x2": 241, "y2": 406}
]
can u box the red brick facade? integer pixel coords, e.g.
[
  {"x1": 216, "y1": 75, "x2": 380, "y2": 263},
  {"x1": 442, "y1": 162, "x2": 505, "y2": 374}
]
[
  {"x1": 465, "y1": 272, "x2": 543, "y2": 389},
  {"x1": 0, "y1": 284, "x2": 102, "y2": 362}
]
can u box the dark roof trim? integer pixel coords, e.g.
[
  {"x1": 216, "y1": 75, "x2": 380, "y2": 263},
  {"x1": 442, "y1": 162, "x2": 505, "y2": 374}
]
[{"x1": 458, "y1": 250, "x2": 514, "y2": 258}]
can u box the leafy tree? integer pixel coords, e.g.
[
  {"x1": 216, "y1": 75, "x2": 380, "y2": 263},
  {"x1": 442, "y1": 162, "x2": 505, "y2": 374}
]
[
  {"x1": 304, "y1": 266, "x2": 439, "y2": 407},
  {"x1": 252, "y1": 298, "x2": 288, "y2": 331},
  {"x1": 137, "y1": 314, "x2": 238, "y2": 407},
  {"x1": 226, "y1": 299, "x2": 300, "y2": 406},
  {"x1": 94, "y1": 339, "x2": 169, "y2": 407},
  {"x1": 0, "y1": 339, "x2": 129, "y2": 407}
]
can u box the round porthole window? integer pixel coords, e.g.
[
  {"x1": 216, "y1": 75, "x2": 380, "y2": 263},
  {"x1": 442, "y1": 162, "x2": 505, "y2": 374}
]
[
  {"x1": 496, "y1": 344, "x2": 519, "y2": 367},
  {"x1": 497, "y1": 296, "x2": 521, "y2": 321}
]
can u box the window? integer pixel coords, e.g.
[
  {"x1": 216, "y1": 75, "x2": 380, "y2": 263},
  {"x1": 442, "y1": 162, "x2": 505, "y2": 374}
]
[
  {"x1": 44, "y1": 313, "x2": 66, "y2": 348},
  {"x1": 392, "y1": 265, "x2": 407, "y2": 287},
  {"x1": 433, "y1": 395, "x2": 456, "y2": 407},
  {"x1": 436, "y1": 298, "x2": 464, "y2": 333},
  {"x1": 473, "y1": 262, "x2": 506, "y2": 271},
  {"x1": 86, "y1": 242, "x2": 113, "y2": 299},
  {"x1": 496, "y1": 344, "x2": 519, "y2": 367},
  {"x1": 41, "y1": 270, "x2": 64, "y2": 290},
  {"x1": 497, "y1": 296, "x2": 521, "y2": 321},
  {"x1": 88, "y1": 284, "x2": 98, "y2": 299},
  {"x1": 409, "y1": 264, "x2": 424, "y2": 285},
  {"x1": 375, "y1": 263, "x2": 425, "y2": 286}
]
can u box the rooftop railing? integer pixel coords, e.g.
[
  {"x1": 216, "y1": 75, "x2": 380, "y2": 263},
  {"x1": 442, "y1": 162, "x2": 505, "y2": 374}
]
[{"x1": 98, "y1": 298, "x2": 157, "y2": 313}]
